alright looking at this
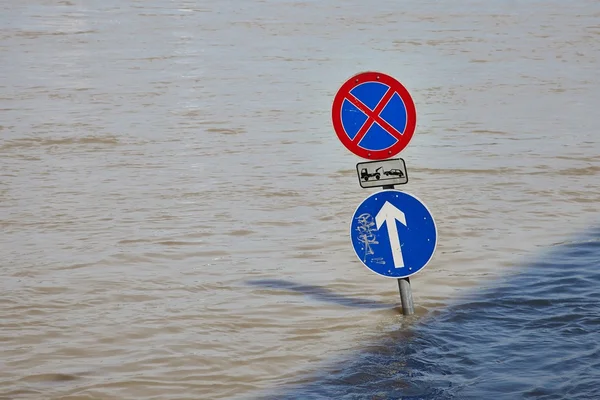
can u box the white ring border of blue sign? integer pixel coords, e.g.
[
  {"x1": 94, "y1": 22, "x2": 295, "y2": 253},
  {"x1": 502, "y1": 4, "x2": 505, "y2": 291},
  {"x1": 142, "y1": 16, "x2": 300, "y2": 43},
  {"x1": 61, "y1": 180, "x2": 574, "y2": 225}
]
[{"x1": 349, "y1": 189, "x2": 438, "y2": 279}]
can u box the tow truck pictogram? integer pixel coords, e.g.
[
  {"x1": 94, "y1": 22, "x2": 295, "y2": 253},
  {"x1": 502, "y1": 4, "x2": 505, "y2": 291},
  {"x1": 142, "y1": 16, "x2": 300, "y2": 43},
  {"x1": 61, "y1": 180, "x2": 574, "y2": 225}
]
[{"x1": 360, "y1": 167, "x2": 382, "y2": 181}]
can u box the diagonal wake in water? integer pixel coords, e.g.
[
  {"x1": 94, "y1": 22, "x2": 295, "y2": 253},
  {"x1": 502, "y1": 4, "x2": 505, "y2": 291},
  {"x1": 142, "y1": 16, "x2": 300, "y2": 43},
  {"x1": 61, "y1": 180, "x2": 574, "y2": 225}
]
[{"x1": 260, "y1": 226, "x2": 600, "y2": 400}]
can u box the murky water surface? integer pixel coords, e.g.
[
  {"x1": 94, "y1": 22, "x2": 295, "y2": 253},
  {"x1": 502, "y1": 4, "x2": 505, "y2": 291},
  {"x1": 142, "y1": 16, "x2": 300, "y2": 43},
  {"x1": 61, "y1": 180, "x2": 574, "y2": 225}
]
[{"x1": 1, "y1": 1, "x2": 599, "y2": 399}]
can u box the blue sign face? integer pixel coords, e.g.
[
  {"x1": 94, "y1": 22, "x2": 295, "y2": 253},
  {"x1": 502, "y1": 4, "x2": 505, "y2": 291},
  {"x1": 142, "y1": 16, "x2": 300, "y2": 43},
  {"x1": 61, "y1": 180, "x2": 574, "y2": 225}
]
[
  {"x1": 350, "y1": 190, "x2": 437, "y2": 279},
  {"x1": 341, "y1": 81, "x2": 408, "y2": 151}
]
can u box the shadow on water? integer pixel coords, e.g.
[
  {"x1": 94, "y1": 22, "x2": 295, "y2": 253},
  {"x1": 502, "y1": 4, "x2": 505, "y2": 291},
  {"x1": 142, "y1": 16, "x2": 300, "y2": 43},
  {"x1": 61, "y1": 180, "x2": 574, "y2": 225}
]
[
  {"x1": 246, "y1": 279, "x2": 396, "y2": 309},
  {"x1": 250, "y1": 225, "x2": 600, "y2": 400}
]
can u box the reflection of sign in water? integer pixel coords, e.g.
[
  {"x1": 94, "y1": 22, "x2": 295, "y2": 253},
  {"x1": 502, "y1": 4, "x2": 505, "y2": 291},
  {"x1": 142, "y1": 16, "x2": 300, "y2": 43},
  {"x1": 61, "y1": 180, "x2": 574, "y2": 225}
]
[
  {"x1": 350, "y1": 190, "x2": 437, "y2": 279},
  {"x1": 332, "y1": 72, "x2": 417, "y2": 160},
  {"x1": 356, "y1": 158, "x2": 408, "y2": 188}
]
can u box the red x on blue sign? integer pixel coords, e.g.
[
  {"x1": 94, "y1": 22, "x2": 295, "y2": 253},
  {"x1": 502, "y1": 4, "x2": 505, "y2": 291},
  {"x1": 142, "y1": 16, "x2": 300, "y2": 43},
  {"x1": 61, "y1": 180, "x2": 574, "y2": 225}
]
[{"x1": 332, "y1": 72, "x2": 417, "y2": 160}]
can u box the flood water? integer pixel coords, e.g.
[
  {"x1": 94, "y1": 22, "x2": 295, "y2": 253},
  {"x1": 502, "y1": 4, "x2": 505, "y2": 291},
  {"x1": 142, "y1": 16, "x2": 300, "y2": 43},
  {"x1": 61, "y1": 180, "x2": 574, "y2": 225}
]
[
  {"x1": 1, "y1": 1, "x2": 600, "y2": 399},
  {"x1": 268, "y1": 226, "x2": 600, "y2": 399}
]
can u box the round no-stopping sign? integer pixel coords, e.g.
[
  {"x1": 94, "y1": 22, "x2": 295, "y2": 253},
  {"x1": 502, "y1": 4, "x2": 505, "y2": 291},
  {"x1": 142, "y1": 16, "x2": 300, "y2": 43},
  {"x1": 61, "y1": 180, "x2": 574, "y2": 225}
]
[{"x1": 332, "y1": 72, "x2": 417, "y2": 160}]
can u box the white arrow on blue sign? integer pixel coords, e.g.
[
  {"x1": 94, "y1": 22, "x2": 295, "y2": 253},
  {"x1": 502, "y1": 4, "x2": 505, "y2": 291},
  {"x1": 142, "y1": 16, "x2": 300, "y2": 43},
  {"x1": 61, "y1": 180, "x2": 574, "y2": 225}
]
[{"x1": 350, "y1": 190, "x2": 437, "y2": 279}]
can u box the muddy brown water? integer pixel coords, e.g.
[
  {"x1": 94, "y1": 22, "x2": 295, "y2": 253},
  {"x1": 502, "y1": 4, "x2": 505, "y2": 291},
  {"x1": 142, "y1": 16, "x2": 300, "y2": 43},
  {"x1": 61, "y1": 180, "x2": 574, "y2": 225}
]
[{"x1": 2, "y1": 1, "x2": 600, "y2": 399}]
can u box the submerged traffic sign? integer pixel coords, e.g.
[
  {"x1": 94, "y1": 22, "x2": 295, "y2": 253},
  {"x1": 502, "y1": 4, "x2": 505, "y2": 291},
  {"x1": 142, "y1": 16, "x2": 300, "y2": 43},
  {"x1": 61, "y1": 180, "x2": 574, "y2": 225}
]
[
  {"x1": 332, "y1": 71, "x2": 417, "y2": 160},
  {"x1": 350, "y1": 190, "x2": 437, "y2": 279},
  {"x1": 356, "y1": 158, "x2": 408, "y2": 189}
]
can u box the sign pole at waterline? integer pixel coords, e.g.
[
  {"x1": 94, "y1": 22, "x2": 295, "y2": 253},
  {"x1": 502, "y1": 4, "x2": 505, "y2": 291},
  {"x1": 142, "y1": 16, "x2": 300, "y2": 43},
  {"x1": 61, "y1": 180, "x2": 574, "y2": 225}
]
[
  {"x1": 383, "y1": 184, "x2": 414, "y2": 314},
  {"x1": 332, "y1": 71, "x2": 435, "y2": 316}
]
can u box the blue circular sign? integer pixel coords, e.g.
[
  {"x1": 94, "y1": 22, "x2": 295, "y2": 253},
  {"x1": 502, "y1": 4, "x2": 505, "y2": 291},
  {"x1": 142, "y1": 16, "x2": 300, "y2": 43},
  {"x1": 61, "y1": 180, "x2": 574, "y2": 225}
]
[{"x1": 350, "y1": 190, "x2": 437, "y2": 278}]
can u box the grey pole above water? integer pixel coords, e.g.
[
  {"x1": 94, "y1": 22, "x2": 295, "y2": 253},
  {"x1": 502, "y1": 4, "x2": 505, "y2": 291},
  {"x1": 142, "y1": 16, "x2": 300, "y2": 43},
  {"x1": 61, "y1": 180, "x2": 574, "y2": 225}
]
[
  {"x1": 397, "y1": 277, "x2": 414, "y2": 315},
  {"x1": 382, "y1": 184, "x2": 415, "y2": 316}
]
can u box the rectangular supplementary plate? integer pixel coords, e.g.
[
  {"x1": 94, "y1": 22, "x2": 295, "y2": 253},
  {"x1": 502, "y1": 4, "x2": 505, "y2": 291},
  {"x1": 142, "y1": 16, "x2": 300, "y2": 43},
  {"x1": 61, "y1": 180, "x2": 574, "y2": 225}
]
[{"x1": 356, "y1": 158, "x2": 408, "y2": 188}]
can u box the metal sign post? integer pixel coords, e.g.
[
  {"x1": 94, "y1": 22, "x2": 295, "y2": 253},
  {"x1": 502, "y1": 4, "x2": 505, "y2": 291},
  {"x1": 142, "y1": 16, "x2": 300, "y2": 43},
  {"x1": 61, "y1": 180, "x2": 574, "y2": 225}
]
[
  {"x1": 331, "y1": 71, "x2": 437, "y2": 316},
  {"x1": 382, "y1": 184, "x2": 414, "y2": 315}
]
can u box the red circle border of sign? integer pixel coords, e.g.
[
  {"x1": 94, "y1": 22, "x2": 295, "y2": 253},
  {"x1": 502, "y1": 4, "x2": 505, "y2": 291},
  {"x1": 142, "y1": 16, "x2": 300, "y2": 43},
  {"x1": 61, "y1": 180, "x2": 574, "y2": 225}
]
[{"x1": 331, "y1": 71, "x2": 417, "y2": 160}]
